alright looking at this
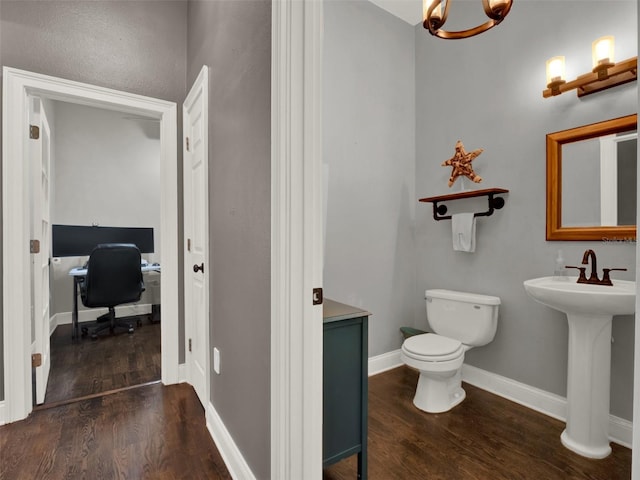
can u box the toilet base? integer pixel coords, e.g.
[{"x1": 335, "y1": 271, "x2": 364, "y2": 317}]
[{"x1": 412, "y1": 369, "x2": 465, "y2": 413}]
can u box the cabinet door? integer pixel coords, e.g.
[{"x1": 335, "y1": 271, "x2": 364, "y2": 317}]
[{"x1": 323, "y1": 317, "x2": 367, "y2": 464}]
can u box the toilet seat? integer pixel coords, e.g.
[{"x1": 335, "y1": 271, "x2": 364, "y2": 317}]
[{"x1": 402, "y1": 333, "x2": 464, "y2": 362}]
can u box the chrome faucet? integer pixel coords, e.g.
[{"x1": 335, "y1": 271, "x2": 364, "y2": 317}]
[{"x1": 565, "y1": 249, "x2": 627, "y2": 286}]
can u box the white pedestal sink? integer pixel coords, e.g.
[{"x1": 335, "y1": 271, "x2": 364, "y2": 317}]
[{"x1": 523, "y1": 276, "x2": 636, "y2": 459}]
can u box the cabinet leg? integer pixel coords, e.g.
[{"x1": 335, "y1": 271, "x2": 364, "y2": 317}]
[{"x1": 357, "y1": 451, "x2": 367, "y2": 480}]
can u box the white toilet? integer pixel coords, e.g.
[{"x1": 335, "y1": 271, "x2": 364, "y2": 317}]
[{"x1": 401, "y1": 289, "x2": 500, "y2": 413}]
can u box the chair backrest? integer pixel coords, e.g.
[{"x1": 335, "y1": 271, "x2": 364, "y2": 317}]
[{"x1": 81, "y1": 243, "x2": 144, "y2": 308}]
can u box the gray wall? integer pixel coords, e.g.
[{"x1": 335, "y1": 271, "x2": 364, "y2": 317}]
[
  {"x1": 0, "y1": 0, "x2": 187, "y2": 399},
  {"x1": 323, "y1": 0, "x2": 419, "y2": 356},
  {"x1": 415, "y1": 1, "x2": 637, "y2": 419},
  {"x1": 187, "y1": 1, "x2": 271, "y2": 478}
]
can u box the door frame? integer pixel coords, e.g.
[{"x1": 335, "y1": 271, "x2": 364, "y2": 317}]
[
  {"x1": 271, "y1": 1, "x2": 324, "y2": 478},
  {"x1": 2, "y1": 66, "x2": 179, "y2": 423},
  {"x1": 183, "y1": 65, "x2": 210, "y2": 409}
]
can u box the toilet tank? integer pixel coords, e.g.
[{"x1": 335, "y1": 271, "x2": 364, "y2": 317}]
[{"x1": 425, "y1": 289, "x2": 500, "y2": 347}]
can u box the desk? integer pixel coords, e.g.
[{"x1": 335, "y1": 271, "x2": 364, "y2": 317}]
[{"x1": 68, "y1": 263, "x2": 161, "y2": 340}]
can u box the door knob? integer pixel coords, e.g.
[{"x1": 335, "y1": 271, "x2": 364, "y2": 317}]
[{"x1": 193, "y1": 263, "x2": 204, "y2": 273}]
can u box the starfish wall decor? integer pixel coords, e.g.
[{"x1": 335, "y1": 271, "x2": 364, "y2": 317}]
[{"x1": 441, "y1": 140, "x2": 484, "y2": 188}]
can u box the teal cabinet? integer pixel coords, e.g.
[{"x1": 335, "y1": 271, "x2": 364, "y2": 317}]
[{"x1": 323, "y1": 300, "x2": 369, "y2": 479}]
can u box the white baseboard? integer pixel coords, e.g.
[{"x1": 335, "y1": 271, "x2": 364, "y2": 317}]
[
  {"x1": 368, "y1": 349, "x2": 403, "y2": 376},
  {"x1": 206, "y1": 402, "x2": 256, "y2": 480},
  {"x1": 53, "y1": 303, "x2": 152, "y2": 329},
  {"x1": 461, "y1": 364, "x2": 632, "y2": 448},
  {"x1": 0, "y1": 400, "x2": 5, "y2": 426},
  {"x1": 368, "y1": 350, "x2": 632, "y2": 448},
  {"x1": 461, "y1": 363, "x2": 567, "y2": 421}
]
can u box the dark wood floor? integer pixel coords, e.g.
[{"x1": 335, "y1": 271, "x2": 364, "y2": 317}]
[
  {"x1": 0, "y1": 383, "x2": 231, "y2": 479},
  {"x1": 323, "y1": 366, "x2": 632, "y2": 480},
  {"x1": 44, "y1": 319, "x2": 161, "y2": 404}
]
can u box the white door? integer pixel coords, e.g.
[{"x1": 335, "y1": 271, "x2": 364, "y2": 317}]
[
  {"x1": 183, "y1": 66, "x2": 210, "y2": 407},
  {"x1": 30, "y1": 97, "x2": 52, "y2": 405}
]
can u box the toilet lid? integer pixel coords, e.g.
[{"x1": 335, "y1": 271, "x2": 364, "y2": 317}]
[{"x1": 403, "y1": 333, "x2": 463, "y2": 361}]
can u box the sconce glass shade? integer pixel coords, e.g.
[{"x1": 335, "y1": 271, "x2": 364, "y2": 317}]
[
  {"x1": 543, "y1": 36, "x2": 637, "y2": 99},
  {"x1": 546, "y1": 56, "x2": 566, "y2": 86},
  {"x1": 423, "y1": 0, "x2": 513, "y2": 39},
  {"x1": 592, "y1": 36, "x2": 615, "y2": 69}
]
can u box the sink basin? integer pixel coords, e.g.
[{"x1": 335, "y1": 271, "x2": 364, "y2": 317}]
[
  {"x1": 524, "y1": 275, "x2": 636, "y2": 459},
  {"x1": 523, "y1": 276, "x2": 635, "y2": 316}
]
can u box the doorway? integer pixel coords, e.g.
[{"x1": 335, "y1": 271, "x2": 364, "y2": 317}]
[
  {"x1": 40, "y1": 100, "x2": 163, "y2": 406},
  {"x1": 3, "y1": 67, "x2": 180, "y2": 423}
]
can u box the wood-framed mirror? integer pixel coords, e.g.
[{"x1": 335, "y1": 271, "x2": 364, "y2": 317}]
[{"x1": 546, "y1": 114, "x2": 637, "y2": 241}]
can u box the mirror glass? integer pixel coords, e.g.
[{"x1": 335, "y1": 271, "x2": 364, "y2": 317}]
[
  {"x1": 561, "y1": 132, "x2": 637, "y2": 227},
  {"x1": 546, "y1": 114, "x2": 637, "y2": 241}
]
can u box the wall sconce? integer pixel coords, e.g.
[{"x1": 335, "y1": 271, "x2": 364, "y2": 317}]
[{"x1": 543, "y1": 36, "x2": 637, "y2": 98}]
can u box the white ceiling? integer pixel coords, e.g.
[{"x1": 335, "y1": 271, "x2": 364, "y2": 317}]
[
  {"x1": 367, "y1": 0, "x2": 539, "y2": 27},
  {"x1": 367, "y1": 0, "x2": 422, "y2": 25}
]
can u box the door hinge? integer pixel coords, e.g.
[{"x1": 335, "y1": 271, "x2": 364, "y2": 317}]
[
  {"x1": 187, "y1": 238, "x2": 191, "y2": 252},
  {"x1": 29, "y1": 124, "x2": 40, "y2": 140},
  {"x1": 32, "y1": 353, "x2": 42, "y2": 368},
  {"x1": 186, "y1": 137, "x2": 190, "y2": 152},
  {"x1": 30, "y1": 239, "x2": 41, "y2": 254},
  {"x1": 188, "y1": 338, "x2": 192, "y2": 352},
  {"x1": 313, "y1": 287, "x2": 324, "y2": 305}
]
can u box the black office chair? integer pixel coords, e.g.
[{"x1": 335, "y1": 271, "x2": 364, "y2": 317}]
[{"x1": 79, "y1": 243, "x2": 145, "y2": 339}]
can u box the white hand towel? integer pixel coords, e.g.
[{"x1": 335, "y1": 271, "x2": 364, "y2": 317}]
[{"x1": 452, "y1": 212, "x2": 476, "y2": 253}]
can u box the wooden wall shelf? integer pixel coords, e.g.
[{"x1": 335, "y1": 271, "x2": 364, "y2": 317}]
[{"x1": 419, "y1": 188, "x2": 509, "y2": 221}]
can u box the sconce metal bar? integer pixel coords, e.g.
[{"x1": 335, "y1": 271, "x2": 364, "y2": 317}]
[{"x1": 543, "y1": 56, "x2": 637, "y2": 98}]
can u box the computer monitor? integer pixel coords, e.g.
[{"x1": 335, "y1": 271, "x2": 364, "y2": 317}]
[{"x1": 52, "y1": 224, "x2": 155, "y2": 257}]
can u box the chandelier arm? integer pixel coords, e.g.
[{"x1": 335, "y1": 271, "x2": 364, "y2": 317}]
[
  {"x1": 432, "y1": 19, "x2": 499, "y2": 40},
  {"x1": 441, "y1": 0, "x2": 451, "y2": 25},
  {"x1": 424, "y1": 0, "x2": 450, "y2": 34},
  {"x1": 482, "y1": 0, "x2": 513, "y2": 21},
  {"x1": 424, "y1": 0, "x2": 513, "y2": 39}
]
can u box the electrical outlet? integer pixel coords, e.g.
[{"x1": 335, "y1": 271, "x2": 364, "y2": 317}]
[{"x1": 213, "y1": 347, "x2": 220, "y2": 374}]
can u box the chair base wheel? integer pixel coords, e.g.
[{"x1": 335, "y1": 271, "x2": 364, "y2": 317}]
[{"x1": 128, "y1": 327, "x2": 134, "y2": 334}]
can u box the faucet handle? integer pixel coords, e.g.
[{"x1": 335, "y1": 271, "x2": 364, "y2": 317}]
[
  {"x1": 602, "y1": 267, "x2": 627, "y2": 286},
  {"x1": 565, "y1": 266, "x2": 587, "y2": 283}
]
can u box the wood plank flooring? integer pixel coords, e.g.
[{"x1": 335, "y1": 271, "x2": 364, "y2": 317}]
[
  {"x1": 0, "y1": 383, "x2": 231, "y2": 479},
  {"x1": 44, "y1": 320, "x2": 161, "y2": 404},
  {"x1": 323, "y1": 366, "x2": 632, "y2": 480}
]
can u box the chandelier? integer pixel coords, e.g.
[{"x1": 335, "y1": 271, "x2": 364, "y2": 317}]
[{"x1": 423, "y1": 0, "x2": 513, "y2": 39}]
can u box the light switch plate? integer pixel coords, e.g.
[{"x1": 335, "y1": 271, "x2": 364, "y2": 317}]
[{"x1": 213, "y1": 347, "x2": 220, "y2": 374}]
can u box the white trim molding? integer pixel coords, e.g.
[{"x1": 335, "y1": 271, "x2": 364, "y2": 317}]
[
  {"x1": 50, "y1": 314, "x2": 58, "y2": 337},
  {"x1": 2, "y1": 67, "x2": 179, "y2": 424},
  {"x1": 461, "y1": 364, "x2": 632, "y2": 448},
  {"x1": 368, "y1": 349, "x2": 403, "y2": 376},
  {"x1": 206, "y1": 402, "x2": 256, "y2": 480},
  {"x1": 368, "y1": 352, "x2": 632, "y2": 448},
  {"x1": 0, "y1": 401, "x2": 6, "y2": 426},
  {"x1": 52, "y1": 304, "x2": 153, "y2": 329},
  {"x1": 271, "y1": 1, "x2": 324, "y2": 479}
]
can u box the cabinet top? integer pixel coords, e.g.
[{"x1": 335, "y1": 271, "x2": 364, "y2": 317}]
[{"x1": 323, "y1": 298, "x2": 370, "y2": 324}]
